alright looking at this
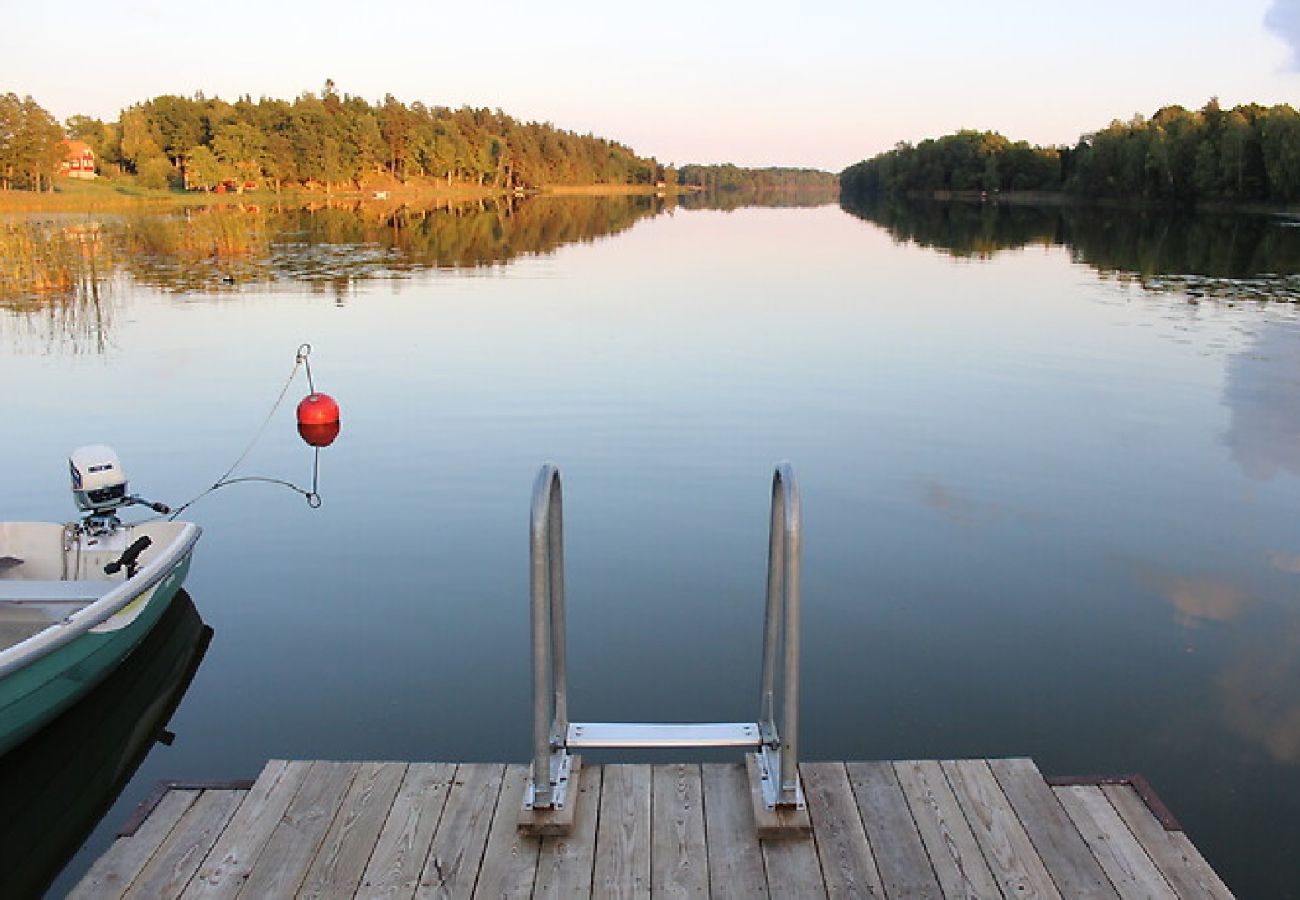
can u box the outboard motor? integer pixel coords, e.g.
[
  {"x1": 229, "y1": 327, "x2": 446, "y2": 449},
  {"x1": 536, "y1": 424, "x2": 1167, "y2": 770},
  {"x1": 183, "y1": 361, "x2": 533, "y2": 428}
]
[{"x1": 70, "y1": 445, "x2": 170, "y2": 534}]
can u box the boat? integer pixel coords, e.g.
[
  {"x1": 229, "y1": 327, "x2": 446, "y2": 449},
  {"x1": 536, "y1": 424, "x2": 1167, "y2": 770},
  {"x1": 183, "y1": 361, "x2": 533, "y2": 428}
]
[
  {"x1": 0, "y1": 590, "x2": 211, "y2": 897},
  {"x1": 0, "y1": 445, "x2": 201, "y2": 756}
]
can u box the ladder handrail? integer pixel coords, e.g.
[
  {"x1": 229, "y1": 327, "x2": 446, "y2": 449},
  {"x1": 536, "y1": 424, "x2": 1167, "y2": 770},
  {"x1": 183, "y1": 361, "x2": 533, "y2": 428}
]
[
  {"x1": 526, "y1": 461, "x2": 803, "y2": 813},
  {"x1": 760, "y1": 462, "x2": 801, "y2": 805},
  {"x1": 530, "y1": 463, "x2": 567, "y2": 809}
]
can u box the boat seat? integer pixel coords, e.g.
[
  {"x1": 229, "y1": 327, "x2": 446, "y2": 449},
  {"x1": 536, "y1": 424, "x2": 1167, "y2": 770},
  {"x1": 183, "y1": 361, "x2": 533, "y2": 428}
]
[{"x1": 0, "y1": 580, "x2": 117, "y2": 603}]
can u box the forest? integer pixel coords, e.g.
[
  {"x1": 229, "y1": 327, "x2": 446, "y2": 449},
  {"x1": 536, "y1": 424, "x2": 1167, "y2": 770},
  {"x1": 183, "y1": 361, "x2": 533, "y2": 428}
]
[
  {"x1": 2, "y1": 83, "x2": 666, "y2": 193},
  {"x1": 839, "y1": 100, "x2": 1300, "y2": 207},
  {"x1": 1, "y1": 86, "x2": 849, "y2": 197},
  {"x1": 676, "y1": 164, "x2": 838, "y2": 195}
]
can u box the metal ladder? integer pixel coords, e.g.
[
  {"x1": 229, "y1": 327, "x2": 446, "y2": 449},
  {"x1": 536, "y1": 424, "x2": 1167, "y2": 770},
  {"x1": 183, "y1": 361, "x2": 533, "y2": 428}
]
[{"x1": 523, "y1": 461, "x2": 804, "y2": 817}]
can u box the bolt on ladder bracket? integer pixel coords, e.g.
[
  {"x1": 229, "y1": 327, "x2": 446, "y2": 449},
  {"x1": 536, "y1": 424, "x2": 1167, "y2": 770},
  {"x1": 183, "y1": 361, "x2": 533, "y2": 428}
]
[{"x1": 519, "y1": 462, "x2": 807, "y2": 836}]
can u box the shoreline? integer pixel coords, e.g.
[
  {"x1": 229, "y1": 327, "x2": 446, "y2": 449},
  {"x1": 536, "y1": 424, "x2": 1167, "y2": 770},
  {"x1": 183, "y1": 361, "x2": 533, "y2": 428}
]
[
  {"x1": 884, "y1": 189, "x2": 1300, "y2": 217},
  {"x1": 0, "y1": 178, "x2": 700, "y2": 215}
]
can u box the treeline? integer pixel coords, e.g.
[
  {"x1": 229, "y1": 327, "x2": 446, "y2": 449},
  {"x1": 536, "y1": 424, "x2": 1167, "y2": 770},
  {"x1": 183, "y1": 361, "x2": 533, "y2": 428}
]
[
  {"x1": 0, "y1": 93, "x2": 66, "y2": 191},
  {"x1": 677, "y1": 164, "x2": 838, "y2": 195},
  {"x1": 59, "y1": 82, "x2": 662, "y2": 192},
  {"x1": 840, "y1": 100, "x2": 1300, "y2": 207}
]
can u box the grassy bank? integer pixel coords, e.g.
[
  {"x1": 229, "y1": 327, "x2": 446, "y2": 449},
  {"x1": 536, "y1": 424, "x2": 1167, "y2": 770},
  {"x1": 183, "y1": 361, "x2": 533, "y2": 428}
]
[
  {"x1": 0, "y1": 176, "x2": 684, "y2": 215},
  {"x1": 0, "y1": 177, "x2": 503, "y2": 214}
]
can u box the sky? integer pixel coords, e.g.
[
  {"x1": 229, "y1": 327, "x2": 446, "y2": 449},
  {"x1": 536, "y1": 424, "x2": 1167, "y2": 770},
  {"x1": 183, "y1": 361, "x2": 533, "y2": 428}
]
[{"x1": 3, "y1": 0, "x2": 1298, "y2": 171}]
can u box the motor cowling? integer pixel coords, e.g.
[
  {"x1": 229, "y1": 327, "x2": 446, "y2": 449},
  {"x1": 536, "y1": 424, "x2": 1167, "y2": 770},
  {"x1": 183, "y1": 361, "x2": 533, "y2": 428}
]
[{"x1": 70, "y1": 445, "x2": 129, "y2": 514}]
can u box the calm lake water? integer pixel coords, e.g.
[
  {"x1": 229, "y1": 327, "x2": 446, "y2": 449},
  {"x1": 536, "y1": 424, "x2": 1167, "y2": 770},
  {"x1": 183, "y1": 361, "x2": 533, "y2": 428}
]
[{"x1": 3, "y1": 195, "x2": 1300, "y2": 897}]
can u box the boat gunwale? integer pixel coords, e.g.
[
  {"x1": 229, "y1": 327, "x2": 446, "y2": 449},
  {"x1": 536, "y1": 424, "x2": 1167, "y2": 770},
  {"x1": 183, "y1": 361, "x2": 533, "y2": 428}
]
[{"x1": 0, "y1": 522, "x2": 201, "y2": 679}]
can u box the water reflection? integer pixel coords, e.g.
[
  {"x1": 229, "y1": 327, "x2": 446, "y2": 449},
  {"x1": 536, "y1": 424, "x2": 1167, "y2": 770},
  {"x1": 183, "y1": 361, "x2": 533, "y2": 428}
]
[
  {"x1": 1222, "y1": 317, "x2": 1300, "y2": 481},
  {"x1": 1140, "y1": 566, "x2": 1250, "y2": 628},
  {"x1": 841, "y1": 196, "x2": 1300, "y2": 300},
  {"x1": 677, "y1": 185, "x2": 840, "y2": 212},
  {"x1": 1269, "y1": 551, "x2": 1300, "y2": 574},
  {"x1": 1216, "y1": 609, "x2": 1300, "y2": 764},
  {"x1": 0, "y1": 592, "x2": 211, "y2": 897},
  {"x1": 0, "y1": 194, "x2": 668, "y2": 307}
]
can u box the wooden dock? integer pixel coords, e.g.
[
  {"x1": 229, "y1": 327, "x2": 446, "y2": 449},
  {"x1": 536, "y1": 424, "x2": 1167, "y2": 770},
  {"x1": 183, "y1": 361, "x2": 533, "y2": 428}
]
[{"x1": 72, "y1": 757, "x2": 1233, "y2": 898}]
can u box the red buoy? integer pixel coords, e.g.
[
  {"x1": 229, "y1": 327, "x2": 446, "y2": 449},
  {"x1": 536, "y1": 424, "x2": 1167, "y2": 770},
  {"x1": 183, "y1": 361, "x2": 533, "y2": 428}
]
[
  {"x1": 297, "y1": 392, "x2": 340, "y2": 426},
  {"x1": 298, "y1": 420, "x2": 341, "y2": 448}
]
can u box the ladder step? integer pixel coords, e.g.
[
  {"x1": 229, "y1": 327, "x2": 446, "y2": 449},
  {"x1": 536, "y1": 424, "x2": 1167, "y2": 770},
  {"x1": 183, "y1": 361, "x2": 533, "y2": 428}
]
[{"x1": 566, "y1": 722, "x2": 763, "y2": 749}]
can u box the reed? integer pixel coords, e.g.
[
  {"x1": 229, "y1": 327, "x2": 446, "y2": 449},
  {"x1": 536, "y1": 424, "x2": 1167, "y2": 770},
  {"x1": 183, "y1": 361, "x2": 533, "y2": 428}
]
[{"x1": 0, "y1": 221, "x2": 113, "y2": 304}]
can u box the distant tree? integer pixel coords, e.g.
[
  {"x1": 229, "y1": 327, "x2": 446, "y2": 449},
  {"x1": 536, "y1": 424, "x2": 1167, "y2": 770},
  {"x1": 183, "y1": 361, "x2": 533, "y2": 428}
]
[
  {"x1": 212, "y1": 120, "x2": 265, "y2": 189},
  {"x1": 1259, "y1": 105, "x2": 1300, "y2": 202},
  {"x1": 0, "y1": 93, "x2": 20, "y2": 189},
  {"x1": 186, "y1": 144, "x2": 224, "y2": 191},
  {"x1": 0, "y1": 95, "x2": 65, "y2": 190},
  {"x1": 136, "y1": 155, "x2": 175, "y2": 190}
]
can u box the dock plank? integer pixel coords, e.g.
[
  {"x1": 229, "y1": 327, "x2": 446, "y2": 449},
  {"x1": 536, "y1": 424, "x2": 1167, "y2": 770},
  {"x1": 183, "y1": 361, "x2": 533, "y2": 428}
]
[
  {"x1": 1053, "y1": 785, "x2": 1176, "y2": 900},
  {"x1": 941, "y1": 759, "x2": 1061, "y2": 899},
  {"x1": 846, "y1": 760, "x2": 941, "y2": 898},
  {"x1": 893, "y1": 759, "x2": 999, "y2": 900},
  {"x1": 651, "y1": 763, "x2": 709, "y2": 899},
  {"x1": 989, "y1": 758, "x2": 1116, "y2": 898},
  {"x1": 125, "y1": 789, "x2": 245, "y2": 898},
  {"x1": 237, "y1": 760, "x2": 360, "y2": 897},
  {"x1": 70, "y1": 788, "x2": 200, "y2": 899},
  {"x1": 360, "y1": 762, "x2": 456, "y2": 898},
  {"x1": 593, "y1": 763, "x2": 653, "y2": 900},
  {"x1": 534, "y1": 764, "x2": 602, "y2": 900},
  {"x1": 299, "y1": 761, "x2": 407, "y2": 899},
  {"x1": 1101, "y1": 784, "x2": 1234, "y2": 900},
  {"x1": 75, "y1": 757, "x2": 1232, "y2": 900},
  {"x1": 417, "y1": 763, "x2": 506, "y2": 899},
  {"x1": 801, "y1": 762, "x2": 884, "y2": 899},
  {"x1": 701, "y1": 762, "x2": 768, "y2": 899},
  {"x1": 761, "y1": 832, "x2": 826, "y2": 899},
  {"x1": 472, "y1": 765, "x2": 541, "y2": 900},
  {"x1": 183, "y1": 758, "x2": 312, "y2": 899}
]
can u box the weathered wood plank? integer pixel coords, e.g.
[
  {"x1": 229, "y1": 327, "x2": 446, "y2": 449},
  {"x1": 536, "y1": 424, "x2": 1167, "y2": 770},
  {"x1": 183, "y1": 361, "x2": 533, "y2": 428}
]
[
  {"x1": 593, "y1": 764, "x2": 653, "y2": 900},
  {"x1": 846, "y1": 760, "x2": 941, "y2": 898},
  {"x1": 701, "y1": 763, "x2": 768, "y2": 900},
  {"x1": 360, "y1": 762, "x2": 456, "y2": 898},
  {"x1": 237, "y1": 760, "x2": 360, "y2": 897},
  {"x1": 299, "y1": 761, "x2": 407, "y2": 899},
  {"x1": 534, "y1": 764, "x2": 602, "y2": 900},
  {"x1": 472, "y1": 765, "x2": 541, "y2": 900},
  {"x1": 417, "y1": 763, "x2": 506, "y2": 899},
  {"x1": 942, "y1": 759, "x2": 1061, "y2": 899},
  {"x1": 124, "y1": 789, "x2": 245, "y2": 898},
  {"x1": 651, "y1": 763, "x2": 709, "y2": 899},
  {"x1": 893, "y1": 759, "x2": 1000, "y2": 900},
  {"x1": 1101, "y1": 785, "x2": 1234, "y2": 900},
  {"x1": 989, "y1": 758, "x2": 1117, "y2": 898},
  {"x1": 71, "y1": 788, "x2": 200, "y2": 899},
  {"x1": 801, "y1": 762, "x2": 884, "y2": 899},
  {"x1": 761, "y1": 831, "x2": 826, "y2": 899},
  {"x1": 183, "y1": 758, "x2": 312, "y2": 898},
  {"x1": 1053, "y1": 786, "x2": 1176, "y2": 900}
]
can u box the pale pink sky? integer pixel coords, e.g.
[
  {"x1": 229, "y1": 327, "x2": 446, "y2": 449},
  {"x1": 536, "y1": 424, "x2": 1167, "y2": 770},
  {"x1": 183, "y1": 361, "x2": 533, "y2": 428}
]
[{"x1": 4, "y1": 0, "x2": 1298, "y2": 171}]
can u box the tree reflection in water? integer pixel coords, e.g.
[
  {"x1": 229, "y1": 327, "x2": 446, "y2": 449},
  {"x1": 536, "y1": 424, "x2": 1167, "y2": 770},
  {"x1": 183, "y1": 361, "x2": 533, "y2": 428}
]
[
  {"x1": 841, "y1": 195, "x2": 1300, "y2": 301},
  {"x1": 0, "y1": 194, "x2": 670, "y2": 333}
]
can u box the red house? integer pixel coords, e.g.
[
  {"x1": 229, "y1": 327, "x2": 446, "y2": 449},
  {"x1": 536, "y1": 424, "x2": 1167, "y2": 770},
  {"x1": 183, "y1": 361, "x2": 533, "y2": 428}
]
[{"x1": 60, "y1": 140, "x2": 96, "y2": 179}]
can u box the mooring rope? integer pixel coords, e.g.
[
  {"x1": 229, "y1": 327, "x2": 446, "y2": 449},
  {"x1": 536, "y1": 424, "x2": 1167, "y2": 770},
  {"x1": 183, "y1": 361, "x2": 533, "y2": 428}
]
[{"x1": 166, "y1": 343, "x2": 322, "y2": 518}]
